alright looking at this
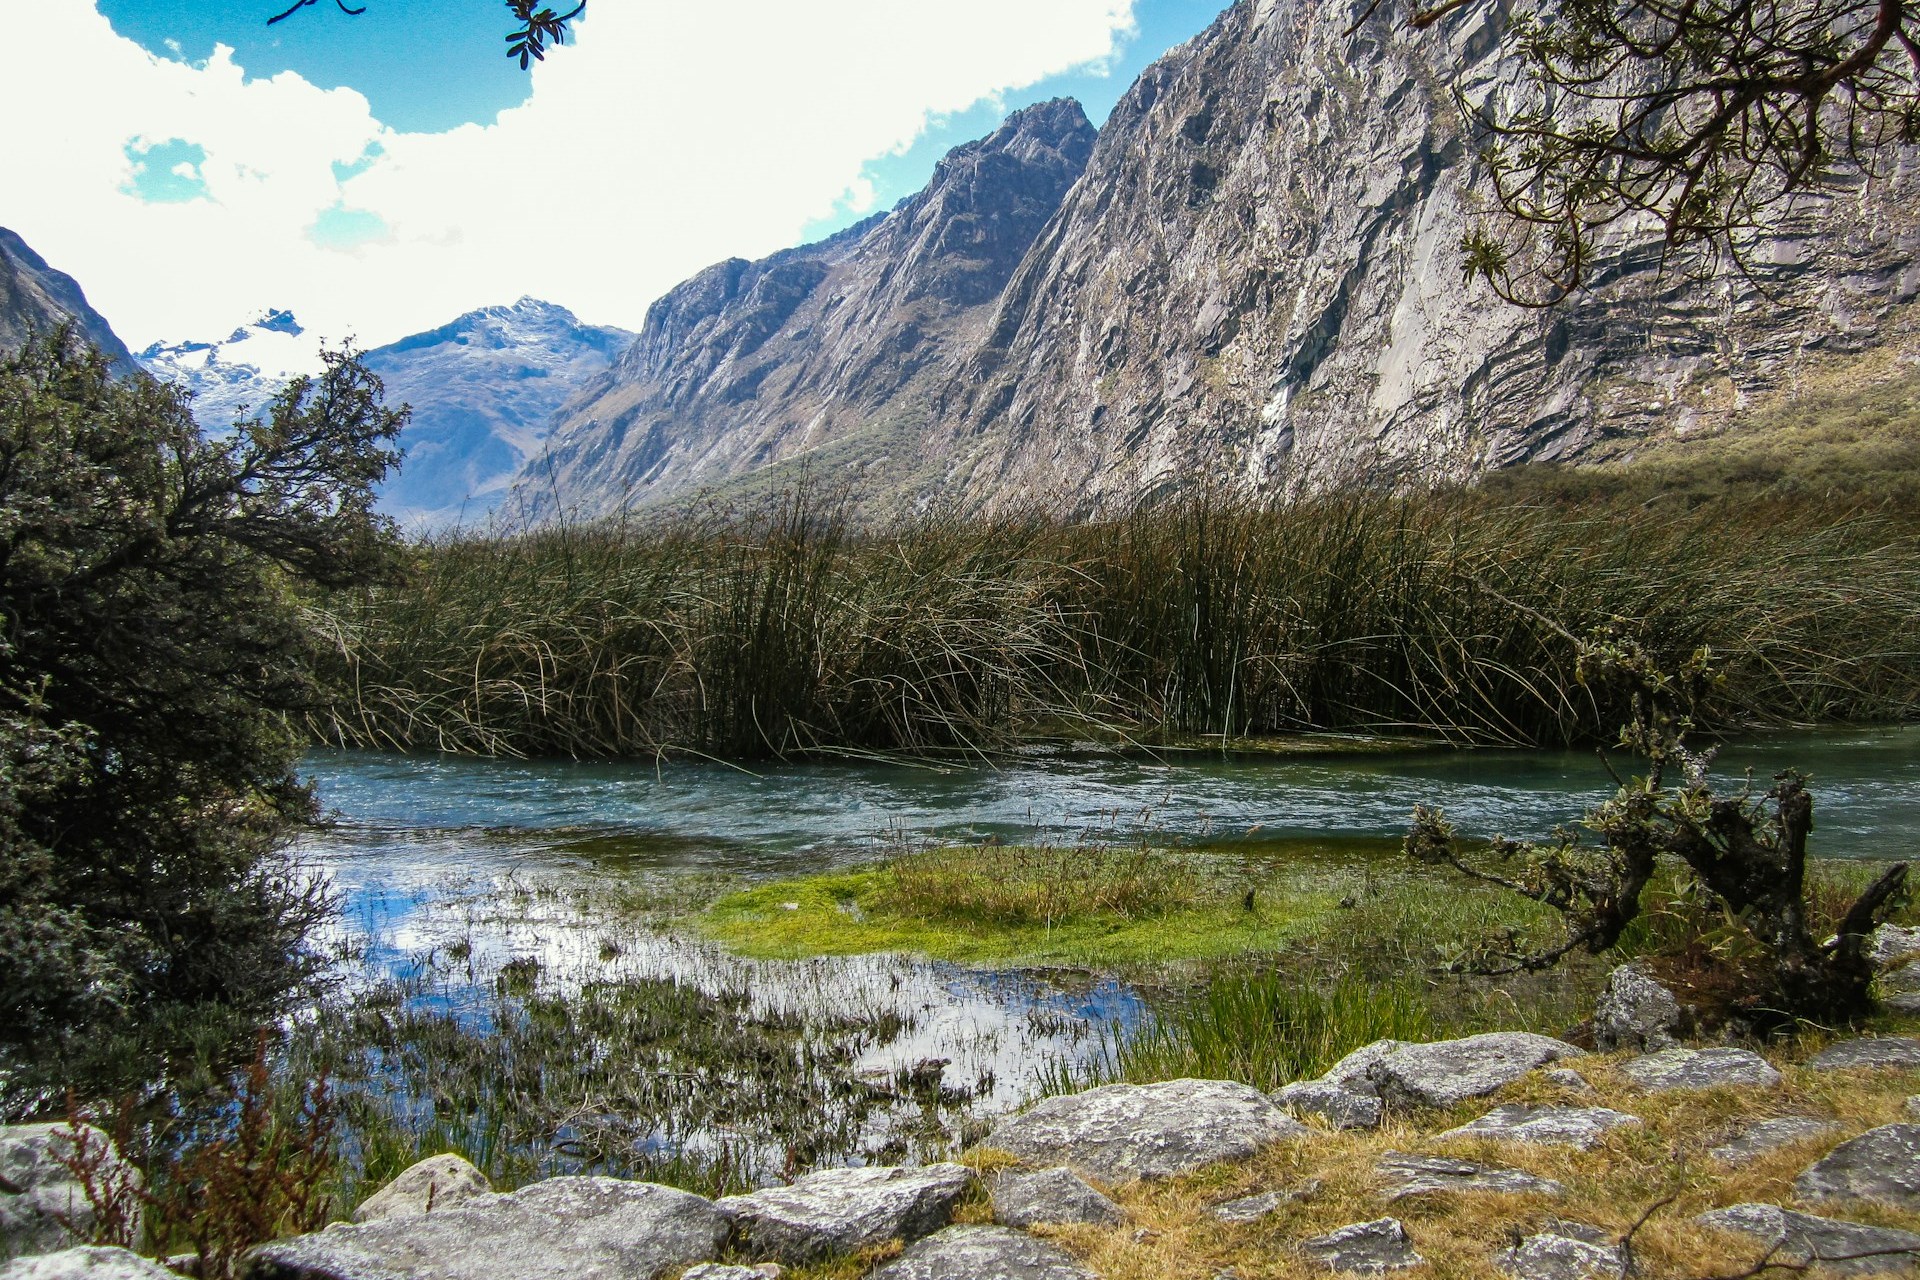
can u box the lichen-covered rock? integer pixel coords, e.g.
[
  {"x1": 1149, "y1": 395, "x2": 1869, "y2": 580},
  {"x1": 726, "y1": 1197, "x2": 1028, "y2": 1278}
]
[
  {"x1": 0, "y1": 1125, "x2": 141, "y2": 1263},
  {"x1": 1807, "y1": 1038, "x2": 1920, "y2": 1073},
  {"x1": 1796, "y1": 1125, "x2": 1920, "y2": 1211},
  {"x1": 352, "y1": 1153, "x2": 492, "y2": 1223},
  {"x1": 1366, "y1": 1034, "x2": 1586, "y2": 1110},
  {"x1": 1319, "y1": 1043, "x2": 1408, "y2": 1090},
  {"x1": 1869, "y1": 925, "x2": 1920, "y2": 967},
  {"x1": 1540, "y1": 1069, "x2": 1597, "y2": 1096},
  {"x1": 1438, "y1": 1104, "x2": 1642, "y2": 1150},
  {"x1": 1591, "y1": 964, "x2": 1682, "y2": 1053},
  {"x1": 717, "y1": 1164, "x2": 973, "y2": 1264},
  {"x1": 1698, "y1": 1203, "x2": 1920, "y2": 1276},
  {"x1": 1493, "y1": 1223, "x2": 1625, "y2": 1280},
  {"x1": 866, "y1": 1226, "x2": 1097, "y2": 1280},
  {"x1": 1272, "y1": 1081, "x2": 1383, "y2": 1131},
  {"x1": 1375, "y1": 1153, "x2": 1563, "y2": 1199},
  {"x1": 1880, "y1": 964, "x2": 1920, "y2": 1015},
  {"x1": 243, "y1": 1176, "x2": 727, "y2": 1280},
  {"x1": 1300, "y1": 1219, "x2": 1424, "y2": 1273},
  {"x1": 982, "y1": 1079, "x2": 1310, "y2": 1182},
  {"x1": 683, "y1": 1266, "x2": 782, "y2": 1280},
  {"x1": 1620, "y1": 1048, "x2": 1781, "y2": 1093},
  {"x1": 1708, "y1": 1118, "x2": 1844, "y2": 1164},
  {"x1": 992, "y1": 1168, "x2": 1124, "y2": 1228},
  {"x1": 0, "y1": 1248, "x2": 177, "y2": 1280}
]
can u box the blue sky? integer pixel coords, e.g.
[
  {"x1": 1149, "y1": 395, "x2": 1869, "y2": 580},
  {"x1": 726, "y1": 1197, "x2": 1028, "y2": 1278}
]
[{"x1": 9, "y1": 1, "x2": 1225, "y2": 347}]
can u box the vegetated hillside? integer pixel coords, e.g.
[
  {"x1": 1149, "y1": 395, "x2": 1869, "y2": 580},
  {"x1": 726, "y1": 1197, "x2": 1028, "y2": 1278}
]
[
  {"x1": 362, "y1": 298, "x2": 633, "y2": 526},
  {"x1": 0, "y1": 227, "x2": 133, "y2": 367},
  {"x1": 520, "y1": 0, "x2": 1920, "y2": 521},
  {"x1": 516, "y1": 98, "x2": 1098, "y2": 521}
]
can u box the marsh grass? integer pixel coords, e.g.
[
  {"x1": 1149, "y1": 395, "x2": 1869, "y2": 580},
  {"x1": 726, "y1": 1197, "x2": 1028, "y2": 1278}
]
[
  {"x1": 883, "y1": 844, "x2": 1211, "y2": 927},
  {"x1": 313, "y1": 486, "x2": 1920, "y2": 760}
]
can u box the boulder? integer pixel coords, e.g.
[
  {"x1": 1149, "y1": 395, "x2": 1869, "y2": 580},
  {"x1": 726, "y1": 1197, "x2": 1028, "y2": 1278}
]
[
  {"x1": 1438, "y1": 1104, "x2": 1642, "y2": 1150},
  {"x1": 982, "y1": 1080, "x2": 1310, "y2": 1182},
  {"x1": 991, "y1": 1168, "x2": 1124, "y2": 1228},
  {"x1": 1374, "y1": 1152, "x2": 1563, "y2": 1199},
  {"x1": 0, "y1": 1125, "x2": 142, "y2": 1262},
  {"x1": 1869, "y1": 925, "x2": 1920, "y2": 967},
  {"x1": 1619, "y1": 1048, "x2": 1781, "y2": 1092},
  {"x1": 1299, "y1": 1219, "x2": 1424, "y2": 1273},
  {"x1": 1209, "y1": 1190, "x2": 1289, "y2": 1224},
  {"x1": 0, "y1": 1249, "x2": 176, "y2": 1280},
  {"x1": 1796, "y1": 1125, "x2": 1920, "y2": 1211},
  {"x1": 717, "y1": 1164, "x2": 972, "y2": 1264},
  {"x1": 1272, "y1": 1081, "x2": 1383, "y2": 1131},
  {"x1": 1807, "y1": 1038, "x2": 1920, "y2": 1073},
  {"x1": 243, "y1": 1176, "x2": 728, "y2": 1280},
  {"x1": 683, "y1": 1267, "x2": 782, "y2": 1280},
  {"x1": 866, "y1": 1226, "x2": 1097, "y2": 1280},
  {"x1": 1698, "y1": 1203, "x2": 1920, "y2": 1276},
  {"x1": 1365, "y1": 1034, "x2": 1586, "y2": 1110},
  {"x1": 1493, "y1": 1223, "x2": 1625, "y2": 1280},
  {"x1": 1880, "y1": 964, "x2": 1920, "y2": 1016},
  {"x1": 352, "y1": 1154, "x2": 492, "y2": 1223},
  {"x1": 1708, "y1": 1117, "x2": 1844, "y2": 1164},
  {"x1": 1591, "y1": 963, "x2": 1682, "y2": 1053},
  {"x1": 1319, "y1": 1043, "x2": 1408, "y2": 1090}
]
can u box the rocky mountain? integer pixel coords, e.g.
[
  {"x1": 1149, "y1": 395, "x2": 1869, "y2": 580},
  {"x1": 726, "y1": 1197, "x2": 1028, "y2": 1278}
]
[
  {"x1": 138, "y1": 309, "x2": 319, "y2": 431},
  {"x1": 520, "y1": 98, "x2": 1098, "y2": 519},
  {"x1": 520, "y1": 0, "x2": 1920, "y2": 520},
  {"x1": 362, "y1": 298, "x2": 633, "y2": 526},
  {"x1": 0, "y1": 228, "x2": 133, "y2": 367}
]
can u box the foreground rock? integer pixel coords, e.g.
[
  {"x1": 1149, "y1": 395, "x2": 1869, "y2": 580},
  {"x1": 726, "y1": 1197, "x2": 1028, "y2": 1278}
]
[
  {"x1": 682, "y1": 1267, "x2": 782, "y2": 1280},
  {"x1": 1375, "y1": 1153, "x2": 1563, "y2": 1199},
  {"x1": 1808, "y1": 1038, "x2": 1920, "y2": 1073},
  {"x1": 983, "y1": 1080, "x2": 1309, "y2": 1182},
  {"x1": 1300, "y1": 1219, "x2": 1424, "y2": 1273},
  {"x1": 1880, "y1": 964, "x2": 1920, "y2": 1016},
  {"x1": 353, "y1": 1154, "x2": 493, "y2": 1223},
  {"x1": 1709, "y1": 1117, "x2": 1844, "y2": 1164},
  {"x1": 1620, "y1": 1048, "x2": 1781, "y2": 1092},
  {"x1": 1331, "y1": 1034, "x2": 1585, "y2": 1111},
  {"x1": 1591, "y1": 963, "x2": 1682, "y2": 1053},
  {"x1": 1870, "y1": 925, "x2": 1920, "y2": 967},
  {"x1": 1439, "y1": 1104, "x2": 1641, "y2": 1150},
  {"x1": 1795, "y1": 1125, "x2": 1920, "y2": 1211},
  {"x1": 244, "y1": 1177, "x2": 727, "y2": 1280},
  {"x1": 992, "y1": 1168, "x2": 1124, "y2": 1228},
  {"x1": 0, "y1": 1249, "x2": 176, "y2": 1280},
  {"x1": 1493, "y1": 1223, "x2": 1626, "y2": 1280},
  {"x1": 1272, "y1": 1080, "x2": 1383, "y2": 1131},
  {"x1": 1698, "y1": 1203, "x2": 1920, "y2": 1276},
  {"x1": 867, "y1": 1226, "x2": 1097, "y2": 1280},
  {"x1": 718, "y1": 1164, "x2": 972, "y2": 1263},
  {"x1": 1, "y1": 1125, "x2": 142, "y2": 1262}
]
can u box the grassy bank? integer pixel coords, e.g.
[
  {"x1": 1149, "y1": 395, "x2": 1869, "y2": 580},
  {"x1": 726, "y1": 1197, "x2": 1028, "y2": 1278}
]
[{"x1": 310, "y1": 484, "x2": 1920, "y2": 760}]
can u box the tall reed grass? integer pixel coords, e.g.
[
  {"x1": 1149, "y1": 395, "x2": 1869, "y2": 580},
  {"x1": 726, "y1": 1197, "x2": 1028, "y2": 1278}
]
[{"x1": 310, "y1": 487, "x2": 1920, "y2": 758}]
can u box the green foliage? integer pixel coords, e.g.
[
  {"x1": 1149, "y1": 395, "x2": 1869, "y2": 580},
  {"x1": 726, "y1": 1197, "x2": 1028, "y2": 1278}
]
[{"x1": 0, "y1": 331, "x2": 402, "y2": 1056}]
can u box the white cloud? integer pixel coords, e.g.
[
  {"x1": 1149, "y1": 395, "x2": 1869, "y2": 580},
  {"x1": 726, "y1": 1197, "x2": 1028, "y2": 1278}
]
[{"x1": 0, "y1": 1, "x2": 1135, "y2": 350}]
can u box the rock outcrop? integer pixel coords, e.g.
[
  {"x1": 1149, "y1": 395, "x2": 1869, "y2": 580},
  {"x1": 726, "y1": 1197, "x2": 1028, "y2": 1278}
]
[
  {"x1": 716, "y1": 1164, "x2": 973, "y2": 1264},
  {"x1": 0, "y1": 1125, "x2": 141, "y2": 1263},
  {"x1": 0, "y1": 230, "x2": 133, "y2": 369},
  {"x1": 350, "y1": 1153, "x2": 492, "y2": 1223},
  {"x1": 1591, "y1": 964, "x2": 1682, "y2": 1053},
  {"x1": 867, "y1": 1225, "x2": 1097, "y2": 1280},
  {"x1": 1796, "y1": 1125, "x2": 1920, "y2": 1210},
  {"x1": 1620, "y1": 1048, "x2": 1782, "y2": 1092},
  {"x1": 0, "y1": 1248, "x2": 177, "y2": 1280},
  {"x1": 1698, "y1": 1203, "x2": 1920, "y2": 1276},
  {"x1": 1299, "y1": 1218, "x2": 1424, "y2": 1273},
  {"x1": 1437, "y1": 1104, "x2": 1641, "y2": 1150},
  {"x1": 991, "y1": 1168, "x2": 1125, "y2": 1228}
]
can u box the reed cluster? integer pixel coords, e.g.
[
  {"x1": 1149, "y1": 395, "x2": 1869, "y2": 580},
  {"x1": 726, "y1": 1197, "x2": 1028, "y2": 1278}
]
[{"x1": 311, "y1": 486, "x2": 1920, "y2": 758}]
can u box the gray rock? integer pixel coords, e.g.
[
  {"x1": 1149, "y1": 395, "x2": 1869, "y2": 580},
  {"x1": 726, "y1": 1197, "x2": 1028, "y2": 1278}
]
[
  {"x1": 1808, "y1": 1038, "x2": 1920, "y2": 1073},
  {"x1": 982, "y1": 1079, "x2": 1310, "y2": 1183},
  {"x1": 352, "y1": 1153, "x2": 492, "y2": 1223},
  {"x1": 1209, "y1": 1190, "x2": 1289, "y2": 1224},
  {"x1": 1591, "y1": 963, "x2": 1682, "y2": 1053},
  {"x1": 1319, "y1": 1042, "x2": 1408, "y2": 1091},
  {"x1": 1709, "y1": 1117, "x2": 1845, "y2": 1163},
  {"x1": 1375, "y1": 1152, "x2": 1563, "y2": 1199},
  {"x1": 718, "y1": 1164, "x2": 972, "y2": 1264},
  {"x1": 1880, "y1": 965, "x2": 1920, "y2": 1015},
  {"x1": 0, "y1": 1249, "x2": 177, "y2": 1280},
  {"x1": 243, "y1": 1176, "x2": 727, "y2": 1280},
  {"x1": 683, "y1": 1267, "x2": 782, "y2": 1280},
  {"x1": 1540, "y1": 1069, "x2": 1597, "y2": 1096},
  {"x1": 1907, "y1": 1098, "x2": 1920, "y2": 1122},
  {"x1": 1620, "y1": 1047, "x2": 1782, "y2": 1092},
  {"x1": 1870, "y1": 925, "x2": 1920, "y2": 968},
  {"x1": 1493, "y1": 1225, "x2": 1626, "y2": 1280},
  {"x1": 992, "y1": 1168, "x2": 1124, "y2": 1229},
  {"x1": 1698, "y1": 1203, "x2": 1920, "y2": 1276},
  {"x1": 866, "y1": 1226, "x2": 1097, "y2": 1280},
  {"x1": 1796, "y1": 1125, "x2": 1920, "y2": 1210},
  {"x1": 1299, "y1": 1219, "x2": 1424, "y2": 1273},
  {"x1": 1438, "y1": 1104, "x2": 1642, "y2": 1150},
  {"x1": 0, "y1": 1125, "x2": 142, "y2": 1262},
  {"x1": 1366, "y1": 1034, "x2": 1587, "y2": 1110},
  {"x1": 1272, "y1": 1081, "x2": 1383, "y2": 1131}
]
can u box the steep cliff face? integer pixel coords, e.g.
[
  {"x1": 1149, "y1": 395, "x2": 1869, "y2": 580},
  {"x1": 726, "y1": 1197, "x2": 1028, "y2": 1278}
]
[
  {"x1": 520, "y1": 99, "x2": 1098, "y2": 517},
  {"x1": 0, "y1": 228, "x2": 133, "y2": 368}
]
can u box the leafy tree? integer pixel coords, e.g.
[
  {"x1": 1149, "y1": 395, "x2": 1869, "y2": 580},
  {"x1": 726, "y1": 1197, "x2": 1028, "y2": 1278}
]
[
  {"x1": 1376, "y1": 0, "x2": 1920, "y2": 303},
  {"x1": 0, "y1": 331, "x2": 404, "y2": 1052},
  {"x1": 267, "y1": 0, "x2": 586, "y2": 69}
]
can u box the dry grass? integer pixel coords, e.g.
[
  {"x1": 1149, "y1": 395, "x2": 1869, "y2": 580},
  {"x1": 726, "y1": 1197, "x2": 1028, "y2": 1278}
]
[{"x1": 975, "y1": 1046, "x2": 1920, "y2": 1280}]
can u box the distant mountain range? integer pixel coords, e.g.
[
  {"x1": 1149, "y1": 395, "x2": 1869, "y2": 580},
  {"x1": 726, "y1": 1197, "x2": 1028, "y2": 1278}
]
[{"x1": 0, "y1": 228, "x2": 133, "y2": 369}]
